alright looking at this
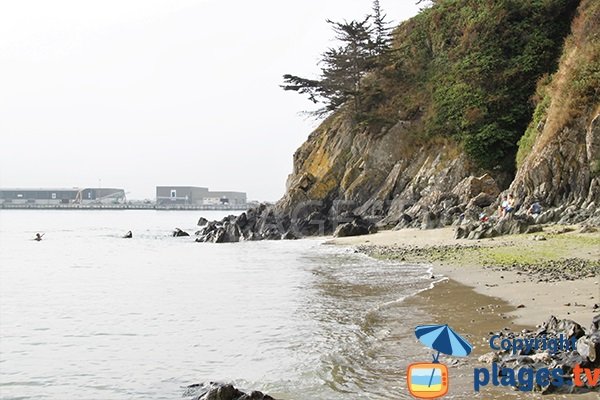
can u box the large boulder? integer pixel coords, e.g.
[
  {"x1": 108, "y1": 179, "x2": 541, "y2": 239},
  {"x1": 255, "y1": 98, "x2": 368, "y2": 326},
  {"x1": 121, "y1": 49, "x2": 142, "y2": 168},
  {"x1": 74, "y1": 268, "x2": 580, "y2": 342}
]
[
  {"x1": 421, "y1": 211, "x2": 440, "y2": 230},
  {"x1": 467, "y1": 223, "x2": 498, "y2": 240},
  {"x1": 334, "y1": 221, "x2": 370, "y2": 237},
  {"x1": 452, "y1": 174, "x2": 500, "y2": 204},
  {"x1": 333, "y1": 215, "x2": 377, "y2": 237},
  {"x1": 467, "y1": 192, "x2": 496, "y2": 208},
  {"x1": 494, "y1": 216, "x2": 531, "y2": 235}
]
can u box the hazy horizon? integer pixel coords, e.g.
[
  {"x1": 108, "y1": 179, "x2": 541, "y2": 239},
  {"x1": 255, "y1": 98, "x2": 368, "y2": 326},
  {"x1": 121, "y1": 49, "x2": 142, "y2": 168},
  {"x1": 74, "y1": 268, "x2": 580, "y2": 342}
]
[{"x1": 0, "y1": 0, "x2": 421, "y2": 201}]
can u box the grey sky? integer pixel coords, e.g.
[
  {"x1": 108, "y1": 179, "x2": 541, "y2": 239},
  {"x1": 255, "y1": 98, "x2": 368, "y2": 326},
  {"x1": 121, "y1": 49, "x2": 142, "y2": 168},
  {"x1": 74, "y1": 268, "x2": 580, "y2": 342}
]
[{"x1": 0, "y1": 0, "x2": 420, "y2": 201}]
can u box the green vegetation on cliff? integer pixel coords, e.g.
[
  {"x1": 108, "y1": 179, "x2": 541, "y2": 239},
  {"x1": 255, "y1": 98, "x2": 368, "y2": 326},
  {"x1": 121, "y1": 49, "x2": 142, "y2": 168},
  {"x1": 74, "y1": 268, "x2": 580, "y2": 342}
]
[
  {"x1": 516, "y1": 0, "x2": 600, "y2": 170},
  {"x1": 372, "y1": 0, "x2": 579, "y2": 172},
  {"x1": 286, "y1": 0, "x2": 581, "y2": 174}
]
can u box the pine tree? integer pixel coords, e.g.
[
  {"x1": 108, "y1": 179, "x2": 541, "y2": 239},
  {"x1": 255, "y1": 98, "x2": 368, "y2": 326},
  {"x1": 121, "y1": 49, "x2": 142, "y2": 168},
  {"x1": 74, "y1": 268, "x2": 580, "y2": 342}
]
[
  {"x1": 371, "y1": 0, "x2": 392, "y2": 56},
  {"x1": 281, "y1": 4, "x2": 392, "y2": 118}
]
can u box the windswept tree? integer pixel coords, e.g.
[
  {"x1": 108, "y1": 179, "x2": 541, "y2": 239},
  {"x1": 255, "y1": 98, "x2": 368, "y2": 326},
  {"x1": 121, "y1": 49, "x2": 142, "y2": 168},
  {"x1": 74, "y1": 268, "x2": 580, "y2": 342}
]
[
  {"x1": 281, "y1": 1, "x2": 393, "y2": 118},
  {"x1": 370, "y1": 0, "x2": 392, "y2": 56}
]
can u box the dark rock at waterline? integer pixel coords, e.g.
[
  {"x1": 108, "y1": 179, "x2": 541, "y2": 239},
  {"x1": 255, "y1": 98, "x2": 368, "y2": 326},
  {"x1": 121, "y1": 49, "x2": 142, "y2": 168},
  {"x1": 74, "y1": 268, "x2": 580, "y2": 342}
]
[
  {"x1": 294, "y1": 210, "x2": 329, "y2": 236},
  {"x1": 195, "y1": 205, "x2": 285, "y2": 243},
  {"x1": 197, "y1": 217, "x2": 209, "y2": 226},
  {"x1": 173, "y1": 228, "x2": 190, "y2": 237},
  {"x1": 333, "y1": 214, "x2": 376, "y2": 237},
  {"x1": 183, "y1": 382, "x2": 277, "y2": 400},
  {"x1": 194, "y1": 204, "x2": 380, "y2": 243},
  {"x1": 334, "y1": 221, "x2": 369, "y2": 237}
]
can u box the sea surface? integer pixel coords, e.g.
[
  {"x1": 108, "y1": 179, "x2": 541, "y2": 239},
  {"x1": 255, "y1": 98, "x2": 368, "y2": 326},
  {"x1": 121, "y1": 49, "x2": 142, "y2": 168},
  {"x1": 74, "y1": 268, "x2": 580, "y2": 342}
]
[{"x1": 0, "y1": 210, "x2": 435, "y2": 400}]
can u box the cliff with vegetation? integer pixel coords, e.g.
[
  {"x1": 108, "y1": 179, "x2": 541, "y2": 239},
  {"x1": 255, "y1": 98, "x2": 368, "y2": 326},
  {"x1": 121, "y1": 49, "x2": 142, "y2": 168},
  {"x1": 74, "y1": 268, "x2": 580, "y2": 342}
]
[
  {"x1": 275, "y1": 0, "x2": 599, "y2": 229},
  {"x1": 196, "y1": 0, "x2": 599, "y2": 242},
  {"x1": 509, "y1": 0, "x2": 600, "y2": 221}
]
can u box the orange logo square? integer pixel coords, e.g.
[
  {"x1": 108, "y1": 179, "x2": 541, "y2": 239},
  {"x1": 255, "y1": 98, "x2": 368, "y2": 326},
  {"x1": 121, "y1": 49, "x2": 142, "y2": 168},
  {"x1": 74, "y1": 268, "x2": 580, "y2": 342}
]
[{"x1": 407, "y1": 362, "x2": 449, "y2": 399}]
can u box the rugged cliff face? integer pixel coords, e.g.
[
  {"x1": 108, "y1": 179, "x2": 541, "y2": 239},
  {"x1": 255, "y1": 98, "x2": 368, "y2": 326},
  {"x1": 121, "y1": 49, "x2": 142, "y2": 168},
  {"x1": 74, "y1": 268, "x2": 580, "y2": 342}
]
[
  {"x1": 276, "y1": 112, "x2": 495, "y2": 230},
  {"x1": 509, "y1": 0, "x2": 600, "y2": 224},
  {"x1": 197, "y1": 0, "x2": 599, "y2": 242},
  {"x1": 275, "y1": 0, "x2": 598, "y2": 229}
]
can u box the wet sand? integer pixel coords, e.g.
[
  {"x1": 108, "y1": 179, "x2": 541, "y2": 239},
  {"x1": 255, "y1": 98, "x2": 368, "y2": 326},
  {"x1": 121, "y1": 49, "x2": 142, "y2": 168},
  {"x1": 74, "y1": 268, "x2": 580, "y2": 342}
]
[
  {"x1": 329, "y1": 227, "x2": 599, "y2": 325},
  {"x1": 410, "y1": 279, "x2": 599, "y2": 399},
  {"x1": 328, "y1": 226, "x2": 600, "y2": 398}
]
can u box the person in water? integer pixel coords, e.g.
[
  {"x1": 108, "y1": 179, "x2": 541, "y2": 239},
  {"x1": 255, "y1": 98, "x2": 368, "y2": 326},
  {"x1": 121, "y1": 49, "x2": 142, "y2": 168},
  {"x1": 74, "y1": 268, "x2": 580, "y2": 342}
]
[
  {"x1": 123, "y1": 230, "x2": 133, "y2": 238},
  {"x1": 34, "y1": 233, "x2": 44, "y2": 241}
]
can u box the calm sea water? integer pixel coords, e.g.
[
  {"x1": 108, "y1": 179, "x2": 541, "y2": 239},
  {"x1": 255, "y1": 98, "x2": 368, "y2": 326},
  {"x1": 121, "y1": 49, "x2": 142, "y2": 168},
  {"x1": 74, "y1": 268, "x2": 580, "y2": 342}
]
[{"x1": 0, "y1": 210, "x2": 434, "y2": 400}]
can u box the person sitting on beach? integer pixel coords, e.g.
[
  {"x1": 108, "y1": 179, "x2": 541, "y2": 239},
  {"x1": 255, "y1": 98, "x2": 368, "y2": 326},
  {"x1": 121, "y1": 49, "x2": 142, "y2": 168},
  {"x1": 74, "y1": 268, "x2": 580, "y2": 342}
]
[
  {"x1": 34, "y1": 233, "x2": 44, "y2": 241},
  {"x1": 527, "y1": 201, "x2": 542, "y2": 216},
  {"x1": 497, "y1": 194, "x2": 516, "y2": 218},
  {"x1": 123, "y1": 230, "x2": 133, "y2": 239},
  {"x1": 498, "y1": 195, "x2": 508, "y2": 217},
  {"x1": 504, "y1": 194, "x2": 516, "y2": 215}
]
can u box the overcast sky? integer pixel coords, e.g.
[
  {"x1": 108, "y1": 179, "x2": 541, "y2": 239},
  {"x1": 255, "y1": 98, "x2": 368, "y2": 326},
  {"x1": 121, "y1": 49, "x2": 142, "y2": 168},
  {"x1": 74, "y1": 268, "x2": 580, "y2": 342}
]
[{"x1": 0, "y1": 0, "x2": 421, "y2": 201}]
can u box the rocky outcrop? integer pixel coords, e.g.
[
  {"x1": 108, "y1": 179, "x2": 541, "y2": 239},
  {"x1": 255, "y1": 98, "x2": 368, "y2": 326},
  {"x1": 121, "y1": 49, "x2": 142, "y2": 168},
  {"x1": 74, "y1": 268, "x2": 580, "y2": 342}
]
[
  {"x1": 195, "y1": 207, "x2": 377, "y2": 242},
  {"x1": 261, "y1": 0, "x2": 598, "y2": 237},
  {"x1": 273, "y1": 114, "x2": 501, "y2": 234},
  {"x1": 193, "y1": 0, "x2": 598, "y2": 244},
  {"x1": 508, "y1": 0, "x2": 600, "y2": 224},
  {"x1": 195, "y1": 206, "x2": 286, "y2": 243},
  {"x1": 183, "y1": 382, "x2": 276, "y2": 400}
]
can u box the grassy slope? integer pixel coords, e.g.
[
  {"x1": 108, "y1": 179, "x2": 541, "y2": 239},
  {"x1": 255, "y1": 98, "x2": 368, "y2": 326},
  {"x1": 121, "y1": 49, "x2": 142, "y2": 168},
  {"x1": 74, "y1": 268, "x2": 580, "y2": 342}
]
[
  {"x1": 359, "y1": 0, "x2": 579, "y2": 174},
  {"x1": 516, "y1": 0, "x2": 600, "y2": 169}
]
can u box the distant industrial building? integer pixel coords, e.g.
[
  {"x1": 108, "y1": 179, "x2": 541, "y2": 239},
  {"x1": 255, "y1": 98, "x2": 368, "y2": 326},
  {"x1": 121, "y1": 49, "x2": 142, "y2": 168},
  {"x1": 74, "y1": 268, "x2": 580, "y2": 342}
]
[
  {"x1": 156, "y1": 186, "x2": 247, "y2": 206},
  {"x1": 0, "y1": 188, "x2": 126, "y2": 205}
]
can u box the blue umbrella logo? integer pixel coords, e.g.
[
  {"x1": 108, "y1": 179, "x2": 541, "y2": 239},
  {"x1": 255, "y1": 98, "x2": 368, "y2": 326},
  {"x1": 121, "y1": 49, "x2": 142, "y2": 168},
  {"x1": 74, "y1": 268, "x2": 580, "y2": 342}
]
[{"x1": 414, "y1": 324, "x2": 473, "y2": 387}]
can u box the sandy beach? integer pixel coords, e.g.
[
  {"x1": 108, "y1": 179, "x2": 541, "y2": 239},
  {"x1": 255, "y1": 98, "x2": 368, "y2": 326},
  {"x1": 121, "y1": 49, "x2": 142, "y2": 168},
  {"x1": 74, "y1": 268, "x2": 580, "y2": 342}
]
[
  {"x1": 328, "y1": 226, "x2": 600, "y2": 327},
  {"x1": 327, "y1": 226, "x2": 600, "y2": 398}
]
